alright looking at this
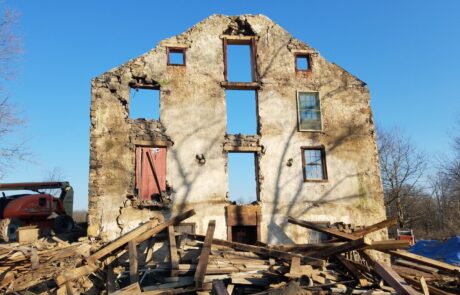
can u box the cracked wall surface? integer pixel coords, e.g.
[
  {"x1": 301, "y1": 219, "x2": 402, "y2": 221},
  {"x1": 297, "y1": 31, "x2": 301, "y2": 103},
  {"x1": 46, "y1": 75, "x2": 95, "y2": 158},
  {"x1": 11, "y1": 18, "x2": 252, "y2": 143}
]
[{"x1": 88, "y1": 14, "x2": 386, "y2": 242}]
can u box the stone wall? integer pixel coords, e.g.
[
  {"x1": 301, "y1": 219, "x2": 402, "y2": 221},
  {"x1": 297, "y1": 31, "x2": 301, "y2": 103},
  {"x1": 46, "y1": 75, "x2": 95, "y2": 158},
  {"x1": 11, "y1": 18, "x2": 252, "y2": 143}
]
[{"x1": 88, "y1": 14, "x2": 386, "y2": 243}]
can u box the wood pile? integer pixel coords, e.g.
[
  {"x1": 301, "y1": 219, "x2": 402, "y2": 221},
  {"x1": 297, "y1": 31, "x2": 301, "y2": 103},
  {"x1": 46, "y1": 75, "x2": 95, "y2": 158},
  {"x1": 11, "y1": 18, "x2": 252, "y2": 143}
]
[{"x1": 0, "y1": 210, "x2": 459, "y2": 294}]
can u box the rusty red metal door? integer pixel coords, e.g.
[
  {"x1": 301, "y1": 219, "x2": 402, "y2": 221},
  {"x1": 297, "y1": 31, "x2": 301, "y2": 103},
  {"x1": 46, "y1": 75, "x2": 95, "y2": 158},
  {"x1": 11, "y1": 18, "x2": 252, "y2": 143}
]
[{"x1": 135, "y1": 147, "x2": 167, "y2": 201}]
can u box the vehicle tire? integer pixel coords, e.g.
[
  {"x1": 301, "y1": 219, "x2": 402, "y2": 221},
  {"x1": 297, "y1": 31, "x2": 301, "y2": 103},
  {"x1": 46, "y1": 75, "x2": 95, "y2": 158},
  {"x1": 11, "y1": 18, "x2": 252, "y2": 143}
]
[
  {"x1": 0, "y1": 218, "x2": 23, "y2": 242},
  {"x1": 53, "y1": 215, "x2": 74, "y2": 234}
]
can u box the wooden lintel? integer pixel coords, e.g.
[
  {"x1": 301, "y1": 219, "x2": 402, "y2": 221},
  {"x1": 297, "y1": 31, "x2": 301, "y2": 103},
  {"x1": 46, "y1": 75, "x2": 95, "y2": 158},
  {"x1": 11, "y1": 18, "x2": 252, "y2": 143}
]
[
  {"x1": 220, "y1": 35, "x2": 256, "y2": 43},
  {"x1": 131, "y1": 139, "x2": 173, "y2": 147},
  {"x1": 168, "y1": 226, "x2": 180, "y2": 277},
  {"x1": 220, "y1": 81, "x2": 261, "y2": 90},
  {"x1": 195, "y1": 220, "x2": 216, "y2": 288},
  {"x1": 223, "y1": 145, "x2": 261, "y2": 153}
]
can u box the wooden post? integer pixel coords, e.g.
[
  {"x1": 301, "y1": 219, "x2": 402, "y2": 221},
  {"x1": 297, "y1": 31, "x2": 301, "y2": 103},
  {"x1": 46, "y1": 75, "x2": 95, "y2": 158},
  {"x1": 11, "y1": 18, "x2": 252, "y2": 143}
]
[
  {"x1": 168, "y1": 226, "x2": 179, "y2": 277},
  {"x1": 194, "y1": 220, "x2": 216, "y2": 288},
  {"x1": 128, "y1": 240, "x2": 139, "y2": 284}
]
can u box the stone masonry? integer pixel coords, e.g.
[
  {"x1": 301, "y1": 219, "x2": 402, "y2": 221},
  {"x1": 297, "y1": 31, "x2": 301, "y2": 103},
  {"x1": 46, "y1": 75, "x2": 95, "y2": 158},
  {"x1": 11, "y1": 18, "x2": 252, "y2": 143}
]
[{"x1": 88, "y1": 14, "x2": 386, "y2": 243}]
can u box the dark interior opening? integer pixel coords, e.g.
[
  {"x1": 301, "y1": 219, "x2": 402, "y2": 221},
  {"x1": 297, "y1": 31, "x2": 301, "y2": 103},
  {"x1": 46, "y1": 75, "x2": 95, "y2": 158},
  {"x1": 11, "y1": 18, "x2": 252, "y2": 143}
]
[{"x1": 231, "y1": 225, "x2": 258, "y2": 245}]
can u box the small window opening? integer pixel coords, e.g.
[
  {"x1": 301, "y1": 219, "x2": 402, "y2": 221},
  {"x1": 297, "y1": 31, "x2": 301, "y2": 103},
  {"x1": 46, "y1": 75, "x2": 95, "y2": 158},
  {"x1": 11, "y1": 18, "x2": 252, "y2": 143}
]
[
  {"x1": 296, "y1": 54, "x2": 311, "y2": 71},
  {"x1": 228, "y1": 153, "x2": 258, "y2": 204},
  {"x1": 297, "y1": 92, "x2": 322, "y2": 131},
  {"x1": 129, "y1": 88, "x2": 160, "y2": 119},
  {"x1": 226, "y1": 44, "x2": 253, "y2": 82},
  {"x1": 167, "y1": 48, "x2": 186, "y2": 66},
  {"x1": 226, "y1": 90, "x2": 257, "y2": 134},
  {"x1": 302, "y1": 147, "x2": 328, "y2": 181}
]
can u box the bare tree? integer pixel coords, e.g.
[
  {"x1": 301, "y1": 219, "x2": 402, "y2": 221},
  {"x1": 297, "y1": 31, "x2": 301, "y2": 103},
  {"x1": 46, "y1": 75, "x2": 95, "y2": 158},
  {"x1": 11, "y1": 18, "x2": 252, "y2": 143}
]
[
  {"x1": 0, "y1": 3, "x2": 26, "y2": 178},
  {"x1": 377, "y1": 126, "x2": 427, "y2": 228}
]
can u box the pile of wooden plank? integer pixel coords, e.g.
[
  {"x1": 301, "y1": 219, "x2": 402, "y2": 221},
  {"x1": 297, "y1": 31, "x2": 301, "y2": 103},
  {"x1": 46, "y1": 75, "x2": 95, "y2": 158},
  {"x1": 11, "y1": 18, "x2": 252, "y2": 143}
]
[{"x1": 1, "y1": 210, "x2": 459, "y2": 294}]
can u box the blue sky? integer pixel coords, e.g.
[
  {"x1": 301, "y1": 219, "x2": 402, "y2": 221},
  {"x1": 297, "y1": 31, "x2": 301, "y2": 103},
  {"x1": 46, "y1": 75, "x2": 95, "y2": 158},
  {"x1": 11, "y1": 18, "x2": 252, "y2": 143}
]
[{"x1": 2, "y1": 1, "x2": 460, "y2": 209}]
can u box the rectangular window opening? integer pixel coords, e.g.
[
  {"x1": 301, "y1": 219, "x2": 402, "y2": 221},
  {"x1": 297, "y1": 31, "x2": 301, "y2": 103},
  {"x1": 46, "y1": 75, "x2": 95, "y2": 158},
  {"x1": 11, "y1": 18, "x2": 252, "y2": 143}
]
[
  {"x1": 227, "y1": 153, "x2": 258, "y2": 204},
  {"x1": 302, "y1": 147, "x2": 327, "y2": 181},
  {"x1": 297, "y1": 92, "x2": 322, "y2": 131},
  {"x1": 296, "y1": 54, "x2": 311, "y2": 71},
  {"x1": 129, "y1": 88, "x2": 160, "y2": 120},
  {"x1": 226, "y1": 90, "x2": 257, "y2": 134},
  {"x1": 167, "y1": 48, "x2": 186, "y2": 66},
  {"x1": 226, "y1": 43, "x2": 253, "y2": 82}
]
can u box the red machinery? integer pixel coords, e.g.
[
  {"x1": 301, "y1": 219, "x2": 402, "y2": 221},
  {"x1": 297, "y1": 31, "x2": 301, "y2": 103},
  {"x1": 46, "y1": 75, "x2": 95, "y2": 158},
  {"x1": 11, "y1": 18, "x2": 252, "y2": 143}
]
[
  {"x1": 0, "y1": 182, "x2": 74, "y2": 242},
  {"x1": 397, "y1": 228, "x2": 415, "y2": 246}
]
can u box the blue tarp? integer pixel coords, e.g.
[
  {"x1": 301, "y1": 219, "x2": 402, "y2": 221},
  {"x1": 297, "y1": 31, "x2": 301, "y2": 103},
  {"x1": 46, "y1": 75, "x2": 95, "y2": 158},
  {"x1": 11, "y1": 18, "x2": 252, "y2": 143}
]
[{"x1": 409, "y1": 236, "x2": 460, "y2": 266}]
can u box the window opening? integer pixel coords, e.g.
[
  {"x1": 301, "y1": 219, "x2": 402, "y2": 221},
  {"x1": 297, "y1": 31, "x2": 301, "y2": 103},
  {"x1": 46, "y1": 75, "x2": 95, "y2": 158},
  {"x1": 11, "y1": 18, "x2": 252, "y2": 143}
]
[
  {"x1": 227, "y1": 153, "x2": 258, "y2": 204},
  {"x1": 226, "y1": 44, "x2": 253, "y2": 82},
  {"x1": 129, "y1": 88, "x2": 160, "y2": 119},
  {"x1": 295, "y1": 54, "x2": 311, "y2": 71},
  {"x1": 226, "y1": 90, "x2": 257, "y2": 134},
  {"x1": 302, "y1": 147, "x2": 327, "y2": 181},
  {"x1": 167, "y1": 48, "x2": 186, "y2": 66},
  {"x1": 298, "y1": 92, "x2": 322, "y2": 131}
]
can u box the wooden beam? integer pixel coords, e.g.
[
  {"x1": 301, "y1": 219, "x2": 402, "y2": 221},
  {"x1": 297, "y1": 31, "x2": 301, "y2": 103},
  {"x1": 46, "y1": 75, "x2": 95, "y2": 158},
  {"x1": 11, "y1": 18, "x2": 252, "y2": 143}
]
[
  {"x1": 220, "y1": 81, "x2": 261, "y2": 90},
  {"x1": 287, "y1": 216, "x2": 360, "y2": 241},
  {"x1": 55, "y1": 263, "x2": 100, "y2": 286},
  {"x1": 128, "y1": 241, "x2": 139, "y2": 284},
  {"x1": 374, "y1": 260, "x2": 420, "y2": 295},
  {"x1": 90, "y1": 209, "x2": 195, "y2": 262},
  {"x1": 56, "y1": 210, "x2": 196, "y2": 286},
  {"x1": 194, "y1": 220, "x2": 216, "y2": 288},
  {"x1": 107, "y1": 263, "x2": 117, "y2": 294},
  {"x1": 387, "y1": 250, "x2": 460, "y2": 276},
  {"x1": 335, "y1": 254, "x2": 369, "y2": 286},
  {"x1": 212, "y1": 280, "x2": 229, "y2": 295},
  {"x1": 223, "y1": 145, "x2": 262, "y2": 153},
  {"x1": 186, "y1": 233, "x2": 323, "y2": 266},
  {"x1": 402, "y1": 275, "x2": 456, "y2": 295},
  {"x1": 168, "y1": 226, "x2": 180, "y2": 277},
  {"x1": 352, "y1": 218, "x2": 397, "y2": 237},
  {"x1": 313, "y1": 237, "x2": 371, "y2": 258},
  {"x1": 369, "y1": 240, "x2": 410, "y2": 251}
]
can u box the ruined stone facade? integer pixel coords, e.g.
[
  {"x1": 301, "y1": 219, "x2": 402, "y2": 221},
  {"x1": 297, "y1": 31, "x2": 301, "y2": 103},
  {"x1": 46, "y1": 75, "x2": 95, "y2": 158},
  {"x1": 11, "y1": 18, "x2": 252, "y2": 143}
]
[{"x1": 88, "y1": 14, "x2": 386, "y2": 242}]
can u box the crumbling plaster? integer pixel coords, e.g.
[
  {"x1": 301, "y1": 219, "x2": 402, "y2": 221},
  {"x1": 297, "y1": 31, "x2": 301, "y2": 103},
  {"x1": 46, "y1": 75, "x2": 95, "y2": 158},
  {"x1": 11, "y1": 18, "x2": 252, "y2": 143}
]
[{"x1": 88, "y1": 14, "x2": 386, "y2": 243}]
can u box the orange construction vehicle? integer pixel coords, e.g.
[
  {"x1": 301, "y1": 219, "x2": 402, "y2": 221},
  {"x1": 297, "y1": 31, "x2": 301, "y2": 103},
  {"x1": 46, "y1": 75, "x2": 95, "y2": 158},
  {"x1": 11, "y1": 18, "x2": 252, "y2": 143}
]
[
  {"x1": 0, "y1": 182, "x2": 74, "y2": 242},
  {"x1": 397, "y1": 228, "x2": 415, "y2": 246}
]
